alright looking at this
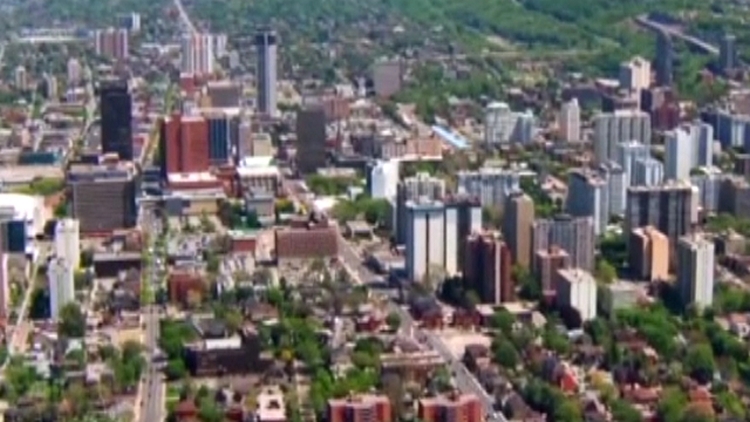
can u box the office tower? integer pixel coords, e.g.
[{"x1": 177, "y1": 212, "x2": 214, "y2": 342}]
[
  {"x1": 372, "y1": 58, "x2": 404, "y2": 98},
  {"x1": 67, "y1": 58, "x2": 82, "y2": 87},
  {"x1": 296, "y1": 106, "x2": 327, "y2": 174},
  {"x1": 593, "y1": 110, "x2": 652, "y2": 163},
  {"x1": 14, "y1": 66, "x2": 27, "y2": 91},
  {"x1": 719, "y1": 34, "x2": 737, "y2": 74},
  {"x1": 503, "y1": 192, "x2": 535, "y2": 268},
  {"x1": 159, "y1": 114, "x2": 210, "y2": 176},
  {"x1": 677, "y1": 233, "x2": 715, "y2": 309},
  {"x1": 205, "y1": 111, "x2": 231, "y2": 165},
  {"x1": 463, "y1": 232, "x2": 512, "y2": 305},
  {"x1": 655, "y1": 29, "x2": 674, "y2": 86},
  {"x1": 0, "y1": 254, "x2": 7, "y2": 321},
  {"x1": 48, "y1": 257, "x2": 75, "y2": 321},
  {"x1": 213, "y1": 33, "x2": 228, "y2": 58},
  {"x1": 100, "y1": 79, "x2": 133, "y2": 161},
  {"x1": 600, "y1": 161, "x2": 626, "y2": 216},
  {"x1": 328, "y1": 395, "x2": 392, "y2": 422},
  {"x1": 633, "y1": 157, "x2": 664, "y2": 187},
  {"x1": 691, "y1": 122, "x2": 714, "y2": 168},
  {"x1": 558, "y1": 98, "x2": 581, "y2": 142},
  {"x1": 625, "y1": 182, "x2": 694, "y2": 247},
  {"x1": 532, "y1": 215, "x2": 595, "y2": 271},
  {"x1": 255, "y1": 29, "x2": 278, "y2": 116},
  {"x1": 456, "y1": 167, "x2": 521, "y2": 209},
  {"x1": 395, "y1": 173, "x2": 446, "y2": 244},
  {"x1": 691, "y1": 168, "x2": 722, "y2": 213},
  {"x1": 405, "y1": 200, "x2": 446, "y2": 282},
  {"x1": 181, "y1": 33, "x2": 215, "y2": 76},
  {"x1": 55, "y1": 219, "x2": 80, "y2": 269},
  {"x1": 556, "y1": 269, "x2": 597, "y2": 321},
  {"x1": 719, "y1": 176, "x2": 750, "y2": 219},
  {"x1": 534, "y1": 246, "x2": 571, "y2": 294},
  {"x1": 484, "y1": 102, "x2": 537, "y2": 145},
  {"x1": 444, "y1": 197, "x2": 482, "y2": 276},
  {"x1": 567, "y1": 169, "x2": 609, "y2": 235},
  {"x1": 619, "y1": 56, "x2": 651, "y2": 91},
  {"x1": 630, "y1": 226, "x2": 669, "y2": 281},
  {"x1": 617, "y1": 140, "x2": 651, "y2": 185},
  {"x1": 368, "y1": 160, "x2": 400, "y2": 201},
  {"x1": 68, "y1": 162, "x2": 137, "y2": 233},
  {"x1": 93, "y1": 28, "x2": 129, "y2": 60},
  {"x1": 118, "y1": 13, "x2": 141, "y2": 32},
  {"x1": 664, "y1": 127, "x2": 692, "y2": 181}
]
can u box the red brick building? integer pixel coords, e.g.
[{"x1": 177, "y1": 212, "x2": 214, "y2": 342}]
[
  {"x1": 327, "y1": 394, "x2": 392, "y2": 422},
  {"x1": 418, "y1": 392, "x2": 483, "y2": 422},
  {"x1": 463, "y1": 231, "x2": 513, "y2": 304},
  {"x1": 168, "y1": 270, "x2": 207, "y2": 305},
  {"x1": 160, "y1": 113, "x2": 210, "y2": 175},
  {"x1": 275, "y1": 216, "x2": 338, "y2": 264}
]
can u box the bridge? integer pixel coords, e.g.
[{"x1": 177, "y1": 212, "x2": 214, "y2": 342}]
[{"x1": 634, "y1": 15, "x2": 719, "y2": 55}]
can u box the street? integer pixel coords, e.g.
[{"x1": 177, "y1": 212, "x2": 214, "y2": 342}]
[{"x1": 336, "y1": 234, "x2": 506, "y2": 422}]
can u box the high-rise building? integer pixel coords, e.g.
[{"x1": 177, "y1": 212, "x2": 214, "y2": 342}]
[
  {"x1": 372, "y1": 58, "x2": 404, "y2": 98},
  {"x1": 534, "y1": 246, "x2": 571, "y2": 294},
  {"x1": 503, "y1": 192, "x2": 535, "y2": 268},
  {"x1": 93, "y1": 28, "x2": 129, "y2": 60},
  {"x1": 625, "y1": 182, "x2": 695, "y2": 248},
  {"x1": 296, "y1": 106, "x2": 327, "y2": 174},
  {"x1": 205, "y1": 111, "x2": 232, "y2": 165},
  {"x1": 395, "y1": 173, "x2": 446, "y2": 244},
  {"x1": 665, "y1": 127, "x2": 693, "y2": 181},
  {"x1": 55, "y1": 219, "x2": 80, "y2": 269},
  {"x1": 567, "y1": 169, "x2": 609, "y2": 235},
  {"x1": 464, "y1": 232, "x2": 513, "y2": 304},
  {"x1": 159, "y1": 114, "x2": 210, "y2": 176},
  {"x1": 255, "y1": 29, "x2": 278, "y2": 116},
  {"x1": 677, "y1": 233, "x2": 715, "y2": 309},
  {"x1": 532, "y1": 215, "x2": 595, "y2": 271},
  {"x1": 719, "y1": 34, "x2": 737, "y2": 74},
  {"x1": 556, "y1": 269, "x2": 597, "y2": 321},
  {"x1": 14, "y1": 66, "x2": 27, "y2": 91},
  {"x1": 67, "y1": 58, "x2": 82, "y2": 87},
  {"x1": 368, "y1": 160, "x2": 400, "y2": 201},
  {"x1": 48, "y1": 257, "x2": 74, "y2": 321},
  {"x1": 633, "y1": 157, "x2": 664, "y2": 187},
  {"x1": 327, "y1": 395, "x2": 392, "y2": 422},
  {"x1": 0, "y1": 254, "x2": 8, "y2": 321},
  {"x1": 619, "y1": 56, "x2": 651, "y2": 91},
  {"x1": 655, "y1": 29, "x2": 674, "y2": 86},
  {"x1": 117, "y1": 13, "x2": 141, "y2": 32},
  {"x1": 405, "y1": 200, "x2": 445, "y2": 282},
  {"x1": 456, "y1": 167, "x2": 521, "y2": 209},
  {"x1": 484, "y1": 102, "x2": 537, "y2": 145},
  {"x1": 558, "y1": 98, "x2": 581, "y2": 142},
  {"x1": 444, "y1": 197, "x2": 482, "y2": 276},
  {"x1": 593, "y1": 110, "x2": 651, "y2": 163},
  {"x1": 718, "y1": 176, "x2": 750, "y2": 220},
  {"x1": 691, "y1": 168, "x2": 723, "y2": 213},
  {"x1": 181, "y1": 33, "x2": 215, "y2": 76},
  {"x1": 617, "y1": 140, "x2": 651, "y2": 185},
  {"x1": 600, "y1": 161, "x2": 626, "y2": 216},
  {"x1": 68, "y1": 162, "x2": 137, "y2": 233},
  {"x1": 100, "y1": 79, "x2": 133, "y2": 161},
  {"x1": 629, "y1": 226, "x2": 669, "y2": 281},
  {"x1": 418, "y1": 393, "x2": 483, "y2": 422}
]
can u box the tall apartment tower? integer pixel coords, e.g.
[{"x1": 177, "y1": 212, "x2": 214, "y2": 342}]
[
  {"x1": 655, "y1": 29, "x2": 674, "y2": 86},
  {"x1": 94, "y1": 28, "x2": 130, "y2": 60},
  {"x1": 55, "y1": 219, "x2": 80, "y2": 269},
  {"x1": 719, "y1": 34, "x2": 737, "y2": 74},
  {"x1": 456, "y1": 167, "x2": 521, "y2": 209},
  {"x1": 255, "y1": 29, "x2": 278, "y2": 116},
  {"x1": 567, "y1": 169, "x2": 609, "y2": 235},
  {"x1": 677, "y1": 233, "x2": 715, "y2": 309},
  {"x1": 181, "y1": 33, "x2": 215, "y2": 76},
  {"x1": 558, "y1": 98, "x2": 581, "y2": 142},
  {"x1": 619, "y1": 56, "x2": 651, "y2": 91},
  {"x1": 395, "y1": 173, "x2": 446, "y2": 244},
  {"x1": 665, "y1": 127, "x2": 693, "y2": 181},
  {"x1": 159, "y1": 114, "x2": 210, "y2": 176},
  {"x1": 532, "y1": 215, "x2": 595, "y2": 271},
  {"x1": 633, "y1": 157, "x2": 664, "y2": 187},
  {"x1": 0, "y1": 254, "x2": 8, "y2": 321},
  {"x1": 617, "y1": 140, "x2": 651, "y2": 186},
  {"x1": 444, "y1": 197, "x2": 482, "y2": 276},
  {"x1": 463, "y1": 232, "x2": 513, "y2": 304},
  {"x1": 503, "y1": 192, "x2": 535, "y2": 268},
  {"x1": 100, "y1": 79, "x2": 133, "y2": 161},
  {"x1": 625, "y1": 182, "x2": 695, "y2": 247},
  {"x1": 296, "y1": 106, "x2": 327, "y2": 174},
  {"x1": 593, "y1": 111, "x2": 651, "y2": 163},
  {"x1": 629, "y1": 226, "x2": 669, "y2": 281},
  {"x1": 48, "y1": 257, "x2": 74, "y2": 321},
  {"x1": 405, "y1": 200, "x2": 446, "y2": 282}
]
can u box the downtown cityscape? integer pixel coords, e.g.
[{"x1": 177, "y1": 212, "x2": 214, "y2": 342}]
[{"x1": 0, "y1": 0, "x2": 748, "y2": 422}]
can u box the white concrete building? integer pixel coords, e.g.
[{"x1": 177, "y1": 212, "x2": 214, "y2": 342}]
[
  {"x1": 0, "y1": 254, "x2": 8, "y2": 321},
  {"x1": 456, "y1": 167, "x2": 521, "y2": 208},
  {"x1": 567, "y1": 169, "x2": 609, "y2": 235},
  {"x1": 48, "y1": 257, "x2": 75, "y2": 321},
  {"x1": 619, "y1": 56, "x2": 651, "y2": 91},
  {"x1": 677, "y1": 233, "x2": 715, "y2": 309},
  {"x1": 558, "y1": 98, "x2": 581, "y2": 142},
  {"x1": 594, "y1": 110, "x2": 651, "y2": 163},
  {"x1": 617, "y1": 140, "x2": 651, "y2": 185},
  {"x1": 557, "y1": 268, "x2": 598, "y2": 321},
  {"x1": 55, "y1": 219, "x2": 80, "y2": 269},
  {"x1": 484, "y1": 102, "x2": 536, "y2": 145},
  {"x1": 405, "y1": 200, "x2": 445, "y2": 282},
  {"x1": 369, "y1": 160, "x2": 400, "y2": 201},
  {"x1": 633, "y1": 157, "x2": 664, "y2": 187},
  {"x1": 181, "y1": 33, "x2": 215, "y2": 76},
  {"x1": 665, "y1": 127, "x2": 693, "y2": 181}
]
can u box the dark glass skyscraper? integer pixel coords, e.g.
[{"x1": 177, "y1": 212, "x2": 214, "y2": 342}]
[
  {"x1": 255, "y1": 29, "x2": 277, "y2": 116},
  {"x1": 100, "y1": 79, "x2": 133, "y2": 160},
  {"x1": 655, "y1": 29, "x2": 674, "y2": 87}
]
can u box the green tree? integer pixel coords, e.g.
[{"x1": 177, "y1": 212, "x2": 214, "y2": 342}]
[
  {"x1": 492, "y1": 338, "x2": 519, "y2": 369},
  {"x1": 594, "y1": 259, "x2": 617, "y2": 284},
  {"x1": 490, "y1": 309, "x2": 514, "y2": 335},
  {"x1": 657, "y1": 387, "x2": 687, "y2": 422},
  {"x1": 685, "y1": 344, "x2": 716, "y2": 384},
  {"x1": 610, "y1": 399, "x2": 642, "y2": 422},
  {"x1": 385, "y1": 311, "x2": 401, "y2": 331},
  {"x1": 554, "y1": 399, "x2": 582, "y2": 422},
  {"x1": 58, "y1": 303, "x2": 86, "y2": 338},
  {"x1": 198, "y1": 397, "x2": 224, "y2": 422}
]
